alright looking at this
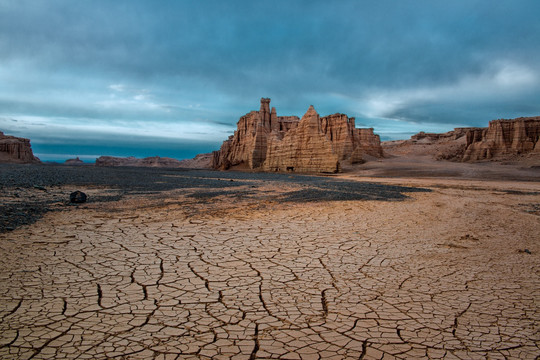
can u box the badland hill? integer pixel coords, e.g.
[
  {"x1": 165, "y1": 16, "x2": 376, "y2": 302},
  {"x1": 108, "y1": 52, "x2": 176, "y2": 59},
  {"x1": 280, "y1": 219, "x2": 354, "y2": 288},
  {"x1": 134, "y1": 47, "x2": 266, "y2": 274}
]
[
  {"x1": 2, "y1": 110, "x2": 538, "y2": 170},
  {"x1": 384, "y1": 117, "x2": 540, "y2": 163},
  {"x1": 0, "y1": 131, "x2": 40, "y2": 164},
  {"x1": 212, "y1": 98, "x2": 383, "y2": 173}
]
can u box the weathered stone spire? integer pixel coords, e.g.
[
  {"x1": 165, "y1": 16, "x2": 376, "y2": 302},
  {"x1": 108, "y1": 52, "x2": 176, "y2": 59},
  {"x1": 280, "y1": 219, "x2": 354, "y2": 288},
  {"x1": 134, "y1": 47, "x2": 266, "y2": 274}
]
[
  {"x1": 270, "y1": 107, "x2": 278, "y2": 132},
  {"x1": 259, "y1": 98, "x2": 271, "y2": 129}
]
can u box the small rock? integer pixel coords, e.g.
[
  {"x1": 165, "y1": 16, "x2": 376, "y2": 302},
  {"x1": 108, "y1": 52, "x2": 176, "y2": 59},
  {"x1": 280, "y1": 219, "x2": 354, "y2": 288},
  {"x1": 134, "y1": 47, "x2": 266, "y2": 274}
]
[{"x1": 70, "y1": 191, "x2": 87, "y2": 204}]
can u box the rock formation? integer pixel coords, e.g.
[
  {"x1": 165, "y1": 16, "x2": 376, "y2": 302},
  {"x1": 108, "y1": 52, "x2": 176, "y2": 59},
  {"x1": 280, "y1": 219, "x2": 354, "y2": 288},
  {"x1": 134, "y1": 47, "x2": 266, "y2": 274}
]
[
  {"x1": 462, "y1": 117, "x2": 540, "y2": 161},
  {"x1": 263, "y1": 106, "x2": 340, "y2": 173},
  {"x1": 212, "y1": 98, "x2": 383, "y2": 172},
  {"x1": 177, "y1": 153, "x2": 213, "y2": 169},
  {"x1": 65, "y1": 157, "x2": 85, "y2": 165},
  {"x1": 383, "y1": 128, "x2": 480, "y2": 161},
  {"x1": 95, "y1": 156, "x2": 183, "y2": 168},
  {"x1": 382, "y1": 116, "x2": 540, "y2": 162},
  {"x1": 0, "y1": 131, "x2": 40, "y2": 163}
]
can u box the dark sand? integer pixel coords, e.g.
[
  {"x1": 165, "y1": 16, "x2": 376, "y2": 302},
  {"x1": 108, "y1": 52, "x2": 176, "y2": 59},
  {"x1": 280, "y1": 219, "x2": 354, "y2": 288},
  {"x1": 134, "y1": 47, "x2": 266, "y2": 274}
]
[{"x1": 0, "y1": 164, "x2": 429, "y2": 233}]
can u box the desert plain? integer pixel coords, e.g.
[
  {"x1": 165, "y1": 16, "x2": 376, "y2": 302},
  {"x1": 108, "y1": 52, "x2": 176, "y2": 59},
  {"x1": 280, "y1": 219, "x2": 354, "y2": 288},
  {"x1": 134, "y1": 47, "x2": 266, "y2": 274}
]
[{"x1": 0, "y1": 159, "x2": 539, "y2": 359}]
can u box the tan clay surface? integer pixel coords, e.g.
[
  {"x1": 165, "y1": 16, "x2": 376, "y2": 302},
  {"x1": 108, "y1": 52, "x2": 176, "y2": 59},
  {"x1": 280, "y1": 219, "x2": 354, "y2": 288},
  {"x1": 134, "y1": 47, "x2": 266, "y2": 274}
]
[{"x1": 0, "y1": 178, "x2": 539, "y2": 359}]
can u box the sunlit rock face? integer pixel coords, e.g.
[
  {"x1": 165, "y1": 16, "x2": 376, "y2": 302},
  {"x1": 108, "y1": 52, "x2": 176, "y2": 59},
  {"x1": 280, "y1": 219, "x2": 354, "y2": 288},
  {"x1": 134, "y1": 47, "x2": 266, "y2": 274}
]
[
  {"x1": 263, "y1": 105, "x2": 339, "y2": 173},
  {"x1": 462, "y1": 117, "x2": 540, "y2": 161},
  {"x1": 0, "y1": 131, "x2": 40, "y2": 163},
  {"x1": 212, "y1": 98, "x2": 383, "y2": 173}
]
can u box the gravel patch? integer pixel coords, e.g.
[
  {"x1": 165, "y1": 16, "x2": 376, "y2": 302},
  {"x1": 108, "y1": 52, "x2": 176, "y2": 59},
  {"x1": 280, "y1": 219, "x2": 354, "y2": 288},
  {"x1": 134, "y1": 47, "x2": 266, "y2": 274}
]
[{"x1": 0, "y1": 164, "x2": 430, "y2": 232}]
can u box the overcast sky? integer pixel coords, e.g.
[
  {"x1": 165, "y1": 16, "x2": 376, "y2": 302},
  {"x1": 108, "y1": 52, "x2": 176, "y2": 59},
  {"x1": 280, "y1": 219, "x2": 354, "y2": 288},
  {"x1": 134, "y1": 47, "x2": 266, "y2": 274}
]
[{"x1": 1, "y1": 0, "x2": 539, "y2": 161}]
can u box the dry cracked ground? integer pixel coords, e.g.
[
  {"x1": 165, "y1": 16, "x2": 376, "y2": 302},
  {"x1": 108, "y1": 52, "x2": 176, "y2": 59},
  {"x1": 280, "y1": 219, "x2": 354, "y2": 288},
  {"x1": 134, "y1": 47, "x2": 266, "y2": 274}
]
[{"x1": 0, "y1": 171, "x2": 539, "y2": 359}]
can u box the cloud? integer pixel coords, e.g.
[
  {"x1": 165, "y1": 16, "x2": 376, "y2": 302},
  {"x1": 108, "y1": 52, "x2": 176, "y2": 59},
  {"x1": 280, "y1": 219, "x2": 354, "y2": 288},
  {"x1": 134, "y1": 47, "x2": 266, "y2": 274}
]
[
  {"x1": 1, "y1": 0, "x2": 540, "y2": 156},
  {"x1": 0, "y1": 117, "x2": 18, "y2": 123},
  {"x1": 355, "y1": 61, "x2": 540, "y2": 125},
  {"x1": 108, "y1": 84, "x2": 125, "y2": 92},
  {"x1": 1, "y1": 114, "x2": 233, "y2": 146}
]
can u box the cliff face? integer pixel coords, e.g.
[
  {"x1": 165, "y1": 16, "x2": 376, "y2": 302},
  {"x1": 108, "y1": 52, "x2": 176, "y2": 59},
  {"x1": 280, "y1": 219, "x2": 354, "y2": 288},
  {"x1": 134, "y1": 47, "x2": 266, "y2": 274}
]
[
  {"x1": 0, "y1": 131, "x2": 40, "y2": 163},
  {"x1": 263, "y1": 106, "x2": 339, "y2": 173},
  {"x1": 212, "y1": 98, "x2": 383, "y2": 172},
  {"x1": 211, "y1": 98, "x2": 301, "y2": 170},
  {"x1": 382, "y1": 117, "x2": 540, "y2": 162},
  {"x1": 462, "y1": 117, "x2": 540, "y2": 161},
  {"x1": 383, "y1": 128, "x2": 482, "y2": 161}
]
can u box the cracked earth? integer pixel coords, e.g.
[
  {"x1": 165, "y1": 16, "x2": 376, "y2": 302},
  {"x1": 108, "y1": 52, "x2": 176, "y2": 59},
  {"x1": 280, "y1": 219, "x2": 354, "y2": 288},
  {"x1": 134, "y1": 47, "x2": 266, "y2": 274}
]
[{"x1": 0, "y1": 175, "x2": 539, "y2": 359}]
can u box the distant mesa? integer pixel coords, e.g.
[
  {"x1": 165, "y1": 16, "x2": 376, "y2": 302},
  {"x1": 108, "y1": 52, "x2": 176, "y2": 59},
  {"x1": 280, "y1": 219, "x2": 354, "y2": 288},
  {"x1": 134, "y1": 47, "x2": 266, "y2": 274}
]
[
  {"x1": 212, "y1": 98, "x2": 383, "y2": 173},
  {"x1": 94, "y1": 155, "x2": 213, "y2": 168},
  {"x1": 65, "y1": 157, "x2": 85, "y2": 165},
  {"x1": 383, "y1": 116, "x2": 540, "y2": 162},
  {"x1": 177, "y1": 153, "x2": 213, "y2": 169},
  {"x1": 4, "y1": 109, "x2": 538, "y2": 170},
  {"x1": 0, "y1": 131, "x2": 40, "y2": 164},
  {"x1": 462, "y1": 117, "x2": 540, "y2": 161},
  {"x1": 382, "y1": 128, "x2": 477, "y2": 161},
  {"x1": 95, "y1": 156, "x2": 184, "y2": 168}
]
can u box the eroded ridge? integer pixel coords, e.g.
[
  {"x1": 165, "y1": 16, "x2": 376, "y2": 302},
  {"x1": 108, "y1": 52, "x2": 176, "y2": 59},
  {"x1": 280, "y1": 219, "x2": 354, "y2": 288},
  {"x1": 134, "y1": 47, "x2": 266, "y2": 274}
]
[{"x1": 0, "y1": 185, "x2": 539, "y2": 359}]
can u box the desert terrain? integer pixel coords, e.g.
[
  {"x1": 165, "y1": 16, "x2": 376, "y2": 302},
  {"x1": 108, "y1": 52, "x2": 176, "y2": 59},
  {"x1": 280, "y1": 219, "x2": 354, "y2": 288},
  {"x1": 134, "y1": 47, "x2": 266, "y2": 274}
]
[
  {"x1": 2, "y1": 1, "x2": 540, "y2": 358},
  {"x1": 0, "y1": 159, "x2": 538, "y2": 359}
]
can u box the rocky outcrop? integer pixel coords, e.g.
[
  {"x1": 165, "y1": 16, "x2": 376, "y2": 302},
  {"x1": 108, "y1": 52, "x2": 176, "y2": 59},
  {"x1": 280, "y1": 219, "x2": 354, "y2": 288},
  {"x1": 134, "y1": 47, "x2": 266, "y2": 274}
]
[
  {"x1": 177, "y1": 153, "x2": 213, "y2": 169},
  {"x1": 462, "y1": 117, "x2": 540, "y2": 161},
  {"x1": 410, "y1": 128, "x2": 475, "y2": 143},
  {"x1": 65, "y1": 157, "x2": 85, "y2": 165},
  {"x1": 212, "y1": 98, "x2": 383, "y2": 172},
  {"x1": 382, "y1": 117, "x2": 540, "y2": 162},
  {"x1": 211, "y1": 98, "x2": 301, "y2": 170},
  {"x1": 263, "y1": 106, "x2": 340, "y2": 173},
  {"x1": 0, "y1": 131, "x2": 40, "y2": 163},
  {"x1": 383, "y1": 128, "x2": 481, "y2": 161},
  {"x1": 95, "y1": 156, "x2": 183, "y2": 168}
]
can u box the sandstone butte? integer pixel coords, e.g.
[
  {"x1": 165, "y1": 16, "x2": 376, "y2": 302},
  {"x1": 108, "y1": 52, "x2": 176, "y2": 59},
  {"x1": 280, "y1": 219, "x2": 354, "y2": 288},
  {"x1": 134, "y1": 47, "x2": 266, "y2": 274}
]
[
  {"x1": 212, "y1": 98, "x2": 383, "y2": 173},
  {"x1": 462, "y1": 116, "x2": 540, "y2": 161},
  {"x1": 0, "y1": 131, "x2": 40, "y2": 164},
  {"x1": 382, "y1": 116, "x2": 540, "y2": 162}
]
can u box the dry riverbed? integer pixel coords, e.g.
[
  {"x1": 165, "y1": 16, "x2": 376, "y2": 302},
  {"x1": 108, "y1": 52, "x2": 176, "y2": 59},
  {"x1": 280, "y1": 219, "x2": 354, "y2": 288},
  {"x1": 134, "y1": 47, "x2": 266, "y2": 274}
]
[{"x1": 0, "y1": 164, "x2": 538, "y2": 359}]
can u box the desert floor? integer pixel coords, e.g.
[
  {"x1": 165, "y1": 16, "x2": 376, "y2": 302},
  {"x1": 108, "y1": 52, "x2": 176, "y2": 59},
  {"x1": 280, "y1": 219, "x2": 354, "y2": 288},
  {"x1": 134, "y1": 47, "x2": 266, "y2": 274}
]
[{"x1": 0, "y1": 163, "x2": 539, "y2": 359}]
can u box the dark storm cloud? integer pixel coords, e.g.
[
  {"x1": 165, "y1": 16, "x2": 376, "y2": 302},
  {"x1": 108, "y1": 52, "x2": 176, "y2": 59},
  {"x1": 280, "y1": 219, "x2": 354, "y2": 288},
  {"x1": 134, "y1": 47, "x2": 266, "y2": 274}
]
[
  {"x1": 5, "y1": 1, "x2": 536, "y2": 86},
  {"x1": 1, "y1": 0, "x2": 539, "y2": 160}
]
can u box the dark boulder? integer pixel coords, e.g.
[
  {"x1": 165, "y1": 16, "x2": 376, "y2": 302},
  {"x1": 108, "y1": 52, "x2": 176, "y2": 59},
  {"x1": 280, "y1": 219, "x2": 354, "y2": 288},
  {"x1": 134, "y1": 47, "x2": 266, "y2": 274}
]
[{"x1": 70, "y1": 191, "x2": 87, "y2": 204}]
